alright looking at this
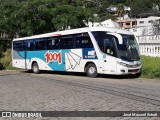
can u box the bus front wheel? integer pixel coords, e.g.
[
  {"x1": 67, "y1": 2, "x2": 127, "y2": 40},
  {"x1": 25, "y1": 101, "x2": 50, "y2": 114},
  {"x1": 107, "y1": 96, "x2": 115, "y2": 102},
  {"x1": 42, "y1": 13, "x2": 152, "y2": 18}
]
[
  {"x1": 32, "y1": 62, "x2": 40, "y2": 74},
  {"x1": 86, "y1": 63, "x2": 98, "y2": 78}
]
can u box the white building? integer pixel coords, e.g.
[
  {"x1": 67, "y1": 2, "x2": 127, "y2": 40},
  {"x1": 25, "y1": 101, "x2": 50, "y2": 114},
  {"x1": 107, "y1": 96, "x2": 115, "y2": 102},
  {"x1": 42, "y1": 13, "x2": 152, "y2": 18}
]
[
  {"x1": 129, "y1": 16, "x2": 160, "y2": 57},
  {"x1": 116, "y1": 16, "x2": 160, "y2": 38},
  {"x1": 129, "y1": 16, "x2": 160, "y2": 36},
  {"x1": 115, "y1": 16, "x2": 160, "y2": 57},
  {"x1": 88, "y1": 19, "x2": 120, "y2": 28}
]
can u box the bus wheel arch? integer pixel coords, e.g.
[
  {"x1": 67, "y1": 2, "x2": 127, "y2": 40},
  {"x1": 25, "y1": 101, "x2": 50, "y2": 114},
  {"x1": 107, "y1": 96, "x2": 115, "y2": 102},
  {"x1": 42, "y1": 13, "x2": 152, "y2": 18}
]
[
  {"x1": 32, "y1": 61, "x2": 40, "y2": 74},
  {"x1": 85, "y1": 62, "x2": 98, "y2": 78}
]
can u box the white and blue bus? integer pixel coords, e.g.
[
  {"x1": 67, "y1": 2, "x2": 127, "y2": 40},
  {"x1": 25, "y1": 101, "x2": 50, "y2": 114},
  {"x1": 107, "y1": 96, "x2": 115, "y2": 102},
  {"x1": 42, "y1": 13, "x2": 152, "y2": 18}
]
[{"x1": 12, "y1": 27, "x2": 141, "y2": 77}]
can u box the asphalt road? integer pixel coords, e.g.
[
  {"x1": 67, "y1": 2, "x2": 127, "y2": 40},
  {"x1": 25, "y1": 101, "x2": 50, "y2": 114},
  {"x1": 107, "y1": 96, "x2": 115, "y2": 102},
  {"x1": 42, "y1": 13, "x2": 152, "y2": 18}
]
[{"x1": 0, "y1": 70, "x2": 160, "y2": 120}]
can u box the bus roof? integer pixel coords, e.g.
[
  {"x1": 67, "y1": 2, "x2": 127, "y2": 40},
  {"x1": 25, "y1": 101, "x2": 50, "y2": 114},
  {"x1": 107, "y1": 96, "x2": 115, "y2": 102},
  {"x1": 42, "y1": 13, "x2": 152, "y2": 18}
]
[{"x1": 13, "y1": 27, "x2": 133, "y2": 41}]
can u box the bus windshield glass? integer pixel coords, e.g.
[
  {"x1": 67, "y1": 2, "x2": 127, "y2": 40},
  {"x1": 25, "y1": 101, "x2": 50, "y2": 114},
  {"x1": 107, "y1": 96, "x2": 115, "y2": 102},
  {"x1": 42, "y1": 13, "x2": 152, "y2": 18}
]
[
  {"x1": 92, "y1": 31, "x2": 140, "y2": 61},
  {"x1": 117, "y1": 34, "x2": 140, "y2": 61}
]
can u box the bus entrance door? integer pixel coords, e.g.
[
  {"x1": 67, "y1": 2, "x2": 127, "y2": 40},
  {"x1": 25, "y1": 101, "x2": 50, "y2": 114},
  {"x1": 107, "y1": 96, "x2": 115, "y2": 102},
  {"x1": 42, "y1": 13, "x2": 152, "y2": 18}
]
[{"x1": 102, "y1": 54, "x2": 117, "y2": 74}]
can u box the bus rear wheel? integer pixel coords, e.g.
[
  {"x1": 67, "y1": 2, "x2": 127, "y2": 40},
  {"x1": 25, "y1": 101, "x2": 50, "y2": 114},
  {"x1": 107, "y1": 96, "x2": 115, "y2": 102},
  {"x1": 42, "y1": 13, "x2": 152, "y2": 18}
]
[
  {"x1": 32, "y1": 62, "x2": 40, "y2": 74},
  {"x1": 86, "y1": 63, "x2": 98, "y2": 78}
]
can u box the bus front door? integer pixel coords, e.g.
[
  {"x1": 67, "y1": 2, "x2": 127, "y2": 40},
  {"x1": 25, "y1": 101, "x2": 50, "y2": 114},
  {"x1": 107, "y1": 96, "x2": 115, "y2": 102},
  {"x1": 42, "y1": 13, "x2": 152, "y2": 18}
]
[
  {"x1": 102, "y1": 39, "x2": 117, "y2": 74},
  {"x1": 103, "y1": 55, "x2": 117, "y2": 74}
]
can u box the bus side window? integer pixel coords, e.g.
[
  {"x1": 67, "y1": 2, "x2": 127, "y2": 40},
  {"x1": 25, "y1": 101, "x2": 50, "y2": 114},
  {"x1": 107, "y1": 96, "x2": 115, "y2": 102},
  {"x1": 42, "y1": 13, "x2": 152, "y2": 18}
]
[
  {"x1": 13, "y1": 41, "x2": 24, "y2": 51},
  {"x1": 35, "y1": 39, "x2": 46, "y2": 50},
  {"x1": 75, "y1": 33, "x2": 93, "y2": 48},
  {"x1": 59, "y1": 35, "x2": 74, "y2": 49},
  {"x1": 24, "y1": 40, "x2": 34, "y2": 51},
  {"x1": 92, "y1": 31, "x2": 116, "y2": 57},
  {"x1": 46, "y1": 37, "x2": 58, "y2": 50},
  {"x1": 103, "y1": 36, "x2": 116, "y2": 56}
]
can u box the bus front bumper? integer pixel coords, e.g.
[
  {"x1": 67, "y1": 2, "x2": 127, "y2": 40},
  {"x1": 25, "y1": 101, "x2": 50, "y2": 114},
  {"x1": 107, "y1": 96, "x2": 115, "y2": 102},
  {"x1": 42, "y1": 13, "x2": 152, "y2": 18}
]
[{"x1": 117, "y1": 64, "x2": 142, "y2": 75}]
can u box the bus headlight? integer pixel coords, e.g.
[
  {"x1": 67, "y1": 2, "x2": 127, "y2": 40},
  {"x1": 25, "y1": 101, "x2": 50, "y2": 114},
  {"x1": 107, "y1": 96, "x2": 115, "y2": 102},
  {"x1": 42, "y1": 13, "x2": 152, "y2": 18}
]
[
  {"x1": 117, "y1": 61, "x2": 141, "y2": 68},
  {"x1": 117, "y1": 61, "x2": 128, "y2": 67}
]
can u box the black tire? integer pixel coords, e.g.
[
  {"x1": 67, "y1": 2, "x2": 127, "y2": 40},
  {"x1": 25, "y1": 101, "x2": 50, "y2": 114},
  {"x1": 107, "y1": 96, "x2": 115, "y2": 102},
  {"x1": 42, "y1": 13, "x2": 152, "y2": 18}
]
[
  {"x1": 32, "y1": 62, "x2": 40, "y2": 74},
  {"x1": 85, "y1": 63, "x2": 98, "y2": 77}
]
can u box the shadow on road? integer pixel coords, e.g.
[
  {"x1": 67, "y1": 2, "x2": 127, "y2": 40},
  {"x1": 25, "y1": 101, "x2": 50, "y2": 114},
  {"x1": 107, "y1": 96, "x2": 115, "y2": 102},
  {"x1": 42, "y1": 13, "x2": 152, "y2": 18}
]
[{"x1": 22, "y1": 70, "x2": 141, "y2": 79}]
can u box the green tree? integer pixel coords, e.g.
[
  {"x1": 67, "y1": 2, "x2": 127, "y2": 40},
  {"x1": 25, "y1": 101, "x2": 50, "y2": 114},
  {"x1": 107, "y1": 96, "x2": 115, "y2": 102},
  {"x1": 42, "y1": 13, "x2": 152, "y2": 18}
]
[
  {"x1": 116, "y1": 3, "x2": 125, "y2": 19},
  {"x1": 84, "y1": 0, "x2": 111, "y2": 21},
  {"x1": 0, "y1": 0, "x2": 95, "y2": 37},
  {"x1": 130, "y1": 0, "x2": 158, "y2": 17}
]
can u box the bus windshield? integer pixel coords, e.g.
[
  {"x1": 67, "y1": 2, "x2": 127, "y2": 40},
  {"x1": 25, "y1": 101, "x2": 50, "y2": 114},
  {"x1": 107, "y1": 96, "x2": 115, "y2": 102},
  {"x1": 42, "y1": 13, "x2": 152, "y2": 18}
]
[
  {"x1": 116, "y1": 34, "x2": 140, "y2": 61},
  {"x1": 92, "y1": 31, "x2": 140, "y2": 61}
]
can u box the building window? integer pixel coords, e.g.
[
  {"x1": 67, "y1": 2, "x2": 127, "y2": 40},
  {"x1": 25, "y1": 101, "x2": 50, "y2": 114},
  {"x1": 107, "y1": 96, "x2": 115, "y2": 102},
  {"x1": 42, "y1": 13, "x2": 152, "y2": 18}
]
[
  {"x1": 148, "y1": 20, "x2": 153, "y2": 23},
  {"x1": 132, "y1": 21, "x2": 136, "y2": 25},
  {"x1": 126, "y1": 23, "x2": 130, "y2": 26},
  {"x1": 139, "y1": 21, "x2": 144, "y2": 24}
]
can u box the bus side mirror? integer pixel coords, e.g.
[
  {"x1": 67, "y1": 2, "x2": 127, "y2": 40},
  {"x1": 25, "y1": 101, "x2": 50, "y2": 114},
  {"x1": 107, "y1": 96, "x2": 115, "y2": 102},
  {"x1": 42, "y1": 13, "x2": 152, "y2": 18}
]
[{"x1": 107, "y1": 33, "x2": 123, "y2": 44}]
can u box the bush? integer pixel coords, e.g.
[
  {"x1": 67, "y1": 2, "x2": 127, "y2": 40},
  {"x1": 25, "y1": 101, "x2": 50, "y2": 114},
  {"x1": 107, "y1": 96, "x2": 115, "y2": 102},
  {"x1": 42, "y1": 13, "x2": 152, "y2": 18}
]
[
  {"x1": 0, "y1": 62, "x2": 4, "y2": 70},
  {"x1": 0, "y1": 40, "x2": 11, "y2": 50},
  {"x1": 0, "y1": 41, "x2": 14, "y2": 70},
  {"x1": 0, "y1": 49, "x2": 15, "y2": 70},
  {"x1": 141, "y1": 56, "x2": 160, "y2": 79}
]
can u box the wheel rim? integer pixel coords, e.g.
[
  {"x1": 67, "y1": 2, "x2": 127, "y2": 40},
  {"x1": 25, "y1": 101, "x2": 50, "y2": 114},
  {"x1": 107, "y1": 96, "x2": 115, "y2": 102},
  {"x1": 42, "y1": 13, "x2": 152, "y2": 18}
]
[
  {"x1": 88, "y1": 67, "x2": 96, "y2": 75},
  {"x1": 33, "y1": 65, "x2": 38, "y2": 72}
]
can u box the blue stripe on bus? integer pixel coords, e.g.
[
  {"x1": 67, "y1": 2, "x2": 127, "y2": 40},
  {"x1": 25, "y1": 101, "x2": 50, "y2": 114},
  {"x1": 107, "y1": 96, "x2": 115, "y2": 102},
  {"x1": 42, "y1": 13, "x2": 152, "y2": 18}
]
[
  {"x1": 18, "y1": 49, "x2": 70, "y2": 71},
  {"x1": 18, "y1": 48, "x2": 97, "y2": 71}
]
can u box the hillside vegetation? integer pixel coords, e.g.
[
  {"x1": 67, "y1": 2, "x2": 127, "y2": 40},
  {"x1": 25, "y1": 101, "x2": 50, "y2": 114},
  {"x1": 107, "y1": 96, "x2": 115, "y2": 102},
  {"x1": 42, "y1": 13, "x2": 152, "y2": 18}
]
[
  {"x1": 141, "y1": 56, "x2": 160, "y2": 79},
  {"x1": 0, "y1": 41, "x2": 14, "y2": 70},
  {"x1": 1, "y1": 0, "x2": 160, "y2": 38}
]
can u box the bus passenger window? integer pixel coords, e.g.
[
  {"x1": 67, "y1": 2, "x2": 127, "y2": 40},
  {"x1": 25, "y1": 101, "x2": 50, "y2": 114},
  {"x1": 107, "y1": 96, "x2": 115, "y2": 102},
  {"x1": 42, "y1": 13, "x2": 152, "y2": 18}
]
[
  {"x1": 75, "y1": 33, "x2": 93, "y2": 48},
  {"x1": 13, "y1": 41, "x2": 24, "y2": 51},
  {"x1": 35, "y1": 39, "x2": 46, "y2": 50},
  {"x1": 24, "y1": 40, "x2": 34, "y2": 51},
  {"x1": 47, "y1": 37, "x2": 58, "y2": 50},
  {"x1": 59, "y1": 35, "x2": 74, "y2": 49}
]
